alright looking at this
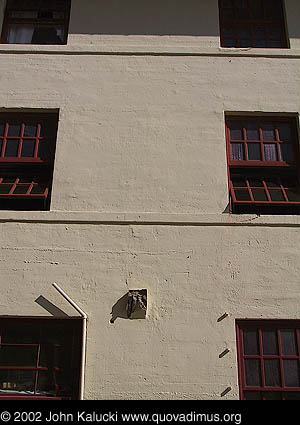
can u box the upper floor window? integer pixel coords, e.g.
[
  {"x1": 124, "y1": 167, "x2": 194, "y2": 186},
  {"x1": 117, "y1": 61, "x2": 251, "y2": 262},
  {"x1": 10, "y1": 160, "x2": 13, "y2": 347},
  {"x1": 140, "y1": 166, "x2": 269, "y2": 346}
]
[
  {"x1": 219, "y1": 0, "x2": 289, "y2": 48},
  {"x1": 1, "y1": 0, "x2": 71, "y2": 45},
  {"x1": 236, "y1": 320, "x2": 300, "y2": 400},
  {"x1": 225, "y1": 115, "x2": 300, "y2": 214},
  {"x1": 0, "y1": 317, "x2": 82, "y2": 400},
  {"x1": 0, "y1": 111, "x2": 58, "y2": 210}
]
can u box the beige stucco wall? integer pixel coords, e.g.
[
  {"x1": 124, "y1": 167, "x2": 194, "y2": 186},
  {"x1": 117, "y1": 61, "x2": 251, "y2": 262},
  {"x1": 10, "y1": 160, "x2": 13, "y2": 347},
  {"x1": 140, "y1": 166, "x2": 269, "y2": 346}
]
[{"x1": 0, "y1": 0, "x2": 300, "y2": 400}]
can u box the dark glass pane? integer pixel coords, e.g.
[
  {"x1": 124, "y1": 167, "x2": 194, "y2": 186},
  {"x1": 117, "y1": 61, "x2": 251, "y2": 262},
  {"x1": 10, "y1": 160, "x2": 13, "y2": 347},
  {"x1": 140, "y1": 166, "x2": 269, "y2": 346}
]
[
  {"x1": 263, "y1": 392, "x2": 282, "y2": 400},
  {"x1": 0, "y1": 370, "x2": 35, "y2": 393},
  {"x1": 0, "y1": 139, "x2": 2, "y2": 154},
  {"x1": 262, "y1": 330, "x2": 278, "y2": 354},
  {"x1": 264, "y1": 144, "x2": 277, "y2": 161},
  {"x1": 223, "y1": 27, "x2": 234, "y2": 37},
  {"x1": 31, "y1": 27, "x2": 64, "y2": 45},
  {"x1": 240, "y1": 39, "x2": 251, "y2": 47},
  {"x1": 23, "y1": 123, "x2": 37, "y2": 137},
  {"x1": 36, "y1": 370, "x2": 57, "y2": 395},
  {"x1": 0, "y1": 123, "x2": 5, "y2": 136},
  {"x1": 238, "y1": 27, "x2": 250, "y2": 38},
  {"x1": 38, "y1": 139, "x2": 51, "y2": 159},
  {"x1": 281, "y1": 177, "x2": 297, "y2": 188},
  {"x1": 243, "y1": 330, "x2": 259, "y2": 355},
  {"x1": 280, "y1": 144, "x2": 294, "y2": 162},
  {"x1": 248, "y1": 178, "x2": 264, "y2": 187},
  {"x1": 286, "y1": 188, "x2": 300, "y2": 202},
  {"x1": 245, "y1": 359, "x2": 261, "y2": 386},
  {"x1": 285, "y1": 392, "x2": 300, "y2": 400},
  {"x1": 229, "y1": 123, "x2": 243, "y2": 140},
  {"x1": 246, "y1": 124, "x2": 259, "y2": 140},
  {"x1": 235, "y1": 189, "x2": 251, "y2": 201},
  {"x1": 39, "y1": 345, "x2": 60, "y2": 368},
  {"x1": 221, "y1": 0, "x2": 233, "y2": 7},
  {"x1": 278, "y1": 124, "x2": 291, "y2": 142},
  {"x1": 280, "y1": 330, "x2": 298, "y2": 355},
  {"x1": 265, "y1": 178, "x2": 280, "y2": 188},
  {"x1": 283, "y1": 360, "x2": 300, "y2": 387},
  {"x1": 262, "y1": 124, "x2": 276, "y2": 140},
  {"x1": 252, "y1": 188, "x2": 268, "y2": 201},
  {"x1": 231, "y1": 143, "x2": 244, "y2": 160},
  {"x1": 253, "y1": 26, "x2": 265, "y2": 38},
  {"x1": 7, "y1": 123, "x2": 21, "y2": 137},
  {"x1": 269, "y1": 40, "x2": 282, "y2": 48},
  {"x1": 31, "y1": 185, "x2": 47, "y2": 195},
  {"x1": 21, "y1": 140, "x2": 36, "y2": 157},
  {"x1": 13, "y1": 185, "x2": 30, "y2": 194},
  {"x1": 0, "y1": 346, "x2": 37, "y2": 366},
  {"x1": 247, "y1": 143, "x2": 261, "y2": 160},
  {"x1": 11, "y1": 11, "x2": 38, "y2": 18},
  {"x1": 268, "y1": 27, "x2": 281, "y2": 38},
  {"x1": 251, "y1": 0, "x2": 264, "y2": 18},
  {"x1": 223, "y1": 9, "x2": 235, "y2": 20},
  {"x1": 237, "y1": 1, "x2": 249, "y2": 19},
  {"x1": 253, "y1": 39, "x2": 267, "y2": 48},
  {"x1": 2, "y1": 322, "x2": 40, "y2": 344},
  {"x1": 0, "y1": 185, "x2": 12, "y2": 194},
  {"x1": 231, "y1": 177, "x2": 247, "y2": 187},
  {"x1": 244, "y1": 391, "x2": 261, "y2": 400},
  {"x1": 5, "y1": 139, "x2": 19, "y2": 157},
  {"x1": 269, "y1": 189, "x2": 285, "y2": 202},
  {"x1": 264, "y1": 359, "x2": 281, "y2": 387},
  {"x1": 223, "y1": 39, "x2": 236, "y2": 47}
]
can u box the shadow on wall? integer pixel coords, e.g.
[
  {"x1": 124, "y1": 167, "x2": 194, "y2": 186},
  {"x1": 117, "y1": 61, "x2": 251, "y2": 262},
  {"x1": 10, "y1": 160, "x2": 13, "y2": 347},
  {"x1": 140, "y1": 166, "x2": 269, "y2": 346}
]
[
  {"x1": 110, "y1": 293, "x2": 129, "y2": 323},
  {"x1": 69, "y1": 0, "x2": 219, "y2": 36},
  {"x1": 35, "y1": 295, "x2": 69, "y2": 317}
]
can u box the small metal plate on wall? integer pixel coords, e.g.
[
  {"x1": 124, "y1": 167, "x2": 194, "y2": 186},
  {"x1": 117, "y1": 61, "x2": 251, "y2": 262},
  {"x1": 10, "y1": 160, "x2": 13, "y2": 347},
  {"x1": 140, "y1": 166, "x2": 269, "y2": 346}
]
[{"x1": 126, "y1": 289, "x2": 147, "y2": 319}]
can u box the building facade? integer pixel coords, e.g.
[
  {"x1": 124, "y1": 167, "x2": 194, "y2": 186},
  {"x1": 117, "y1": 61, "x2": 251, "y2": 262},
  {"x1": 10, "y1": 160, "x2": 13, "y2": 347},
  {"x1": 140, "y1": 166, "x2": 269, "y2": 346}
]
[{"x1": 0, "y1": 0, "x2": 300, "y2": 400}]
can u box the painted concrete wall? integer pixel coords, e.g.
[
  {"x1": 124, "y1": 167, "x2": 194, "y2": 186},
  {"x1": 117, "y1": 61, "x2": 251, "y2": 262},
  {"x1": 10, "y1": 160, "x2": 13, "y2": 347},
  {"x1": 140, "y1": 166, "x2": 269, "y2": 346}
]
[{"x1": 0, "y1": 0, "x2": 299, "y2": 400}]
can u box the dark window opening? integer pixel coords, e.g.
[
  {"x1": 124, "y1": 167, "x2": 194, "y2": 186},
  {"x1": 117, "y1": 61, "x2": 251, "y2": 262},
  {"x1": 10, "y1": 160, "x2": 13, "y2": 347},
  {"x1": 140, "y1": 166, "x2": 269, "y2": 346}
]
[
  {"x1": 219, "y1": 0, "x2": 289, "y2": 49},
  {"x1": 1, "y1": 0, "x2": 71, "y2": 45},
  {"x1": 0, "y1": 317, "x2": 82, "y2": 400},
  {"x1": 236, "y1": 320, "x2": 300, "y2": 400},
  {"x1": 0, "y1": 112, "x2": 58, "y2": 211},
  {"x1": 225, "y1": 116, "x2": 300, "y2": 214}
]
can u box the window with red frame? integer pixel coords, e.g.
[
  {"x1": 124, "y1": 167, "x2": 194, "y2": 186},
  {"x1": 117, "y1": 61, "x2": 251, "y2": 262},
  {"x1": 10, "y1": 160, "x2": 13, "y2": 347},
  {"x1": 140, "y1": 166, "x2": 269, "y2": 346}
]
[
  {"x1": 0, "y1": 112, "x2": 58, "y2": 210},
  {"x1": 236, "y1": 320, "x2": 300, "y2": 400},
  {"x1": 225, "y1": 116, "x2": 300, "y2": 214},
  {"x1": 219, "y1": 0, "x2": 289, "y2": 48},
  {"x1": 0, "y1": 318, "x2": 82, "y2": 400},
  {"x1": 1, "y1": 0, "x2": 71, "y2": 45}
]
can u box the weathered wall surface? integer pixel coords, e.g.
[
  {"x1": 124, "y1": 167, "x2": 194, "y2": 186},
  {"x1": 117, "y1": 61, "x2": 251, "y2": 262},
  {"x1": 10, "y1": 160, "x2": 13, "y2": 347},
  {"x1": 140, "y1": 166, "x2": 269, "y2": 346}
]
[{"x1": 0, "y1": 0, "x2": 299, "y2": 400}]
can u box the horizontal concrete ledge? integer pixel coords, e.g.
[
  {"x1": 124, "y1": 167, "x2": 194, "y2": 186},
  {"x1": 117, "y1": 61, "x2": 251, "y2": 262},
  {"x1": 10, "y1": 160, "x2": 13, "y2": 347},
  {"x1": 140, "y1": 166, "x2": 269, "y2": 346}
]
[
  {"x1": 0, "y1": 46, "x2": 300, "y2": 59},
  {"x1": 0, "y1": 211, "x2": 300, "y2": 227}
]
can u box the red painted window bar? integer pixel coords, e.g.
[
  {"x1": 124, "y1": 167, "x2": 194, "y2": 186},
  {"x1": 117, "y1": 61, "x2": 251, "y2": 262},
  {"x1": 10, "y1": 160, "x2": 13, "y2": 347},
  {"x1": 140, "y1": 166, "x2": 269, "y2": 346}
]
[
  {"x1": 1, "y1": 0, "x2": 71, "y2": 45},
  {"x1": 0, "y1": 112, "x2": 58, "y2": 210},
  {"x1": 225, "y1": 116, "x2": 300, "y2": 214},
  {"x1": 236, "y1": 320, "x2": 300, "y2": 400},
  {"x1": 0, "y1": 318, "x2": 82, "y2": 400},
  {"x1": 218, "y1": 0, "x2": 289, "y2": 48}
]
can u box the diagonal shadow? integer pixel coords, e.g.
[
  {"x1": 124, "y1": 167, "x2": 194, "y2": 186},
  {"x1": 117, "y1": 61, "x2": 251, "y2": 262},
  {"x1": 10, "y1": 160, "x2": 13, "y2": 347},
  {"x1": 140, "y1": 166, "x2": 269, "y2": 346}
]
[{"x1": 35, "y1": 295, "x2": 69, "y2": 317}]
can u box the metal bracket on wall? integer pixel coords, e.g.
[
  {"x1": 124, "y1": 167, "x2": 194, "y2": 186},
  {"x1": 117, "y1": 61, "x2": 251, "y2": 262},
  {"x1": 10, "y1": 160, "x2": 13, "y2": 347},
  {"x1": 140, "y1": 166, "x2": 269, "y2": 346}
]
[{"x1": 126, "y1": 289, "x2": 147, "y2": 319}]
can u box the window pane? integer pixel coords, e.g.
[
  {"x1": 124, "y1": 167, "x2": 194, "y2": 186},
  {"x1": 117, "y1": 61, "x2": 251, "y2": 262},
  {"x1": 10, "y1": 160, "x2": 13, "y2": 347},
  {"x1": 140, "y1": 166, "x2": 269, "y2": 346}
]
[
  {"x1": 5, "y1": 139, "x2": 19, "y2": 157},
  {"x1": 0, "y1": 345, "x2": 37, "y2": 366},
  {"x1": 286, "y1": 188, "x2": 300, "y2": 202},
  {"x1": 269, "y1": 40, "x2": 282, "y2": 48},
  {"x1": 7, "y1": 123, "x2": 21, "y2": 137},
  {"x1": 2, "y1": 322, "x2": 40, "y2": 344},
  {"x1": 31, "y1": 27, "x2": 64, "y2": 45},
  {"x1": 253, "y1": 26, "x2": 265, "y2": 38},
  {"x1": 251, "y1": 0, "x2": 264, "y2": 19},
  {"x1": 278, "y1": 124, "x2": 291, "y2": 142},
  {"x1": 247, "y1": 143, "x2": 261, "y2": 160},
  {"x1": 237, "y1": 27, "x2": 250, "y2": 38},
  {"x1": 0, "y1": 185, "x2": 12, "y2": 194},
  {"x1": 234, "y1": 189, "x2": 251, "y2": 201},
  {"x1": 283, "y1": 360, "x2": 300, "y2": 387},
  {"x1": 264, "y1": 144, "x2": 277, "y2": 161},
  {"x1": 268, "y1": 27, "x2": 281, "y2": 38},
  {"x1": 31, "y1": 184, "x2": 47, "y2": 195},
  {"x1": 280, "y1": 330, "x2": 298, "y2": 355},
  {"x1": 262, "y1": 330, "x2": 278, "y2": 354},
  {"x1": 244, "y1": 391, "x2": 261, "y2": 400},
  {"x1": 253, "y1": 39, "x2": 266, "y2": 48},
  {"x1": 231, "y1": 143, "x2": 244, "y2": 160},
  {"x1": 221, "y1": 0, "x2": 233, "y2": 7},
  {"x1": 263, "y1": 392, "x2": 282, "y2": 400},
  {"x1": 36, "y1": 370, "x2": 57, "y2": 395},
  {"x1": 252, "y1": 188, "x2": 268, "y2": 201},
  {"x1": 13, "y1": 185, "x2": 30, "y2": 194},
  {"x1": 245, "y1": 124, "x2": 259, "y2": 140},
  {"x1": 223, "y1": 27, "x2": 234, "y2": 37},
  {"x1": 280, "y1": 144, "x2": 294, "y2": 162},
  {"x1": 262, "y1": 124, "x2": 276, "y2": 140},
  {"x1": 229, "y1": 123, "x2": 243, "y2": 140},
  {"x1": 240, "y1": 39, "x2": 251, "y2": 47},
  {"x1": 243, "y1": 330, "x2": 259, "y2": 355},
  {"x1": 265, "y1": 178, "x2": 280, "y2": 188},
  {"x1": 0, "y1": 370, "x2": 35, "y2": 393},
  {"x1": 38, "y1": 139, "x2": 51, "y2": 159},
  {"x1": 21, "y1": 140, "x2": 36, "y2": 157},
  {"x1": 23, "y1": 123, "x2": 37, "y2": 137},
  {"x1": 285, "y1": 392, "x2": 300, "y2": 400},
  {"x1": 0, "y1": 123, "x2": 5, "y2": 136},
  {"x1": 231, "y1": 177, "x2": 247, "y2": 187},
  {"x1": 264, "y1": 359, "x2": 281, "y2": 387},
  {"x1": 269, "y1": 189, "x2": 285, "y2": 202},
  {"x1": 245, "y1": 359, "x2": 261, "y2": 386},
  {"x1": 248, "y1": 178, "x2": 263, "y2": 187}
]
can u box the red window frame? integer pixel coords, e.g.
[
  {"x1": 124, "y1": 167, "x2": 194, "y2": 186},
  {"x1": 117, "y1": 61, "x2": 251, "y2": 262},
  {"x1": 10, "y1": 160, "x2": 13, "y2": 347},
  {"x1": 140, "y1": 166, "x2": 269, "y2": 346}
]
[
  {"x1": 0, "y1": 317, "x2": 82, "y2": 400},
  {"x1": 218, "y1": 0, "x2": 289, "y2": 49},
  {"x1": 0, "y1": 112, "x2": 58, "y2": 210},
  {"x1": 225, "y1": 115, "x2": 300, "y2": 213},
  {"x1": 1, "y1": 0, "x2": 71, "y2": 45},
  {"x1": 236, "y1": 320, "x2": 300, "y2": 400}
]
